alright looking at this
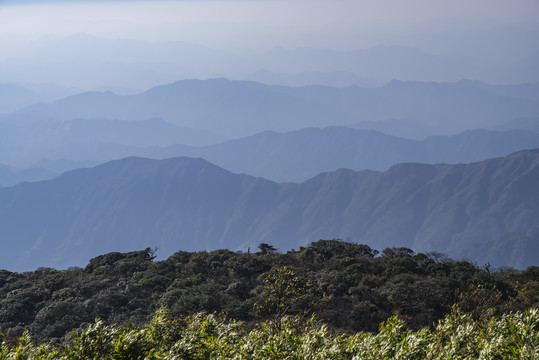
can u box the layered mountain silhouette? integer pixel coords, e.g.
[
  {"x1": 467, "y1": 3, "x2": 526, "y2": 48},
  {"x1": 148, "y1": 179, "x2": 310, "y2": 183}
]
[
  {"x1": 0, "y1": 83, "x2": 81, "y2": 114},
  {"x1": 246, "y1": 70, "x2": 381, "y2": 88},
  {"x1": 152, "y1": 127, "x2": 539, "y2": 182},
  {"x1": 0, "y1": 117, "x2": 215, "y2": 167},
  {"x1": 6, "y1": 79, "x2": 539, "y2": 139},
  {"x1": 457, "y1": 80, "x2": 539, "y2": 102},
  {"x1": 3, "y1": 126, "x2": 539, "y2": 185},
  {"x1": 0, "y1": 164, "x2": 57, "y2": 188},
  {"x1": 3, "y1": 34, "x2": 537, "y2": 87},
  {"x1": 494, "y1": 117, "x2": 539, "y2": 133},
  {"x1": 0, "y1": 149, "x2": 537, "y2": 271}
]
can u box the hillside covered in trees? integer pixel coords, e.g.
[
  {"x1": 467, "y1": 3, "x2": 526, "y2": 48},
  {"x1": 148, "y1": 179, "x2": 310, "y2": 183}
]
[{"x1": 0, "y1": 240, "x2": 537, "y2": 344}]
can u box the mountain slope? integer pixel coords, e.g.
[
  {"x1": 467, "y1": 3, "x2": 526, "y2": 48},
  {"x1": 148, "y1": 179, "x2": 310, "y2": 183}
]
[{"x1": 1, "y1": 150, "x2": 538, "y2": 271}]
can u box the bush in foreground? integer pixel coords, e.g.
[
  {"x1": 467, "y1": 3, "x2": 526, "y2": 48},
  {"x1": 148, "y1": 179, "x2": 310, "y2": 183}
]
[{"x1": 0, "y1": 307, "x2": 538, "y2": 359}]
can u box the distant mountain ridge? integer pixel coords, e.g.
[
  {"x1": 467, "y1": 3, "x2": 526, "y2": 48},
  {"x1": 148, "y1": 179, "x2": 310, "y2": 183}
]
[
  {"x1": 246, "y1": 70, "x2": 381, "y2": 88},
  {"x1": 3, "y1": 34, "x2": 537, "y2": 88},
  {"x1": 0, "y1": 149, "x2": 538, "y2": 271},
  {"x1": 0, "y1": 164, "x2": 57, "y2": 188},
  {"x1": 493, "y1": 117, "x2": 539, "y2": 133},
  {"x1": 152, "y1": 127, "x2": 539, "y2": 182},
  {"x1": 0, "y1": 117, "x2": 217, "y2": 167},
  {"x1": 5, "y1": 79, "x2": 539, "y2": 139},
  {"x1": 0, "y1": 83, "x2": 81, "y2": 114},
  {"x1": 3, "y1": 126, "x2": 539, "y2": 185}
]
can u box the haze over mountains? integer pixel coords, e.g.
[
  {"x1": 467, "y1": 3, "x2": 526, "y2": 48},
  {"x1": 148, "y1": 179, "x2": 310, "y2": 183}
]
[
  {"x1": 2, "y1": 122, "x2": 539, "y2": 185},
  {"x1": 1, "y1": 1, "x2": 538, "y2": 272},
  {"x1": 1, "y1": 78, "x2": 539, "y2": 184},
  {"x1": 1, "y1": 32, "x2": 538, "y2": 90},
  {"x1": 0, "y1": 149, "x2": 537, "y2": 272},
  {"x1": 0, "y1": 164, "x2": 56, "y2": 188},
  {"x1": 0, "y1": 83, "x2": 82, "y2": 114},
  {"x1": 152, "y1": 127, "x2": 539, "y2": 183},
  {"x1": 1, "y1": 79, "x2": 538, "y2": 271},
  {"x1": 6, "y1": 79, "x2": 539, "y2": 138}
]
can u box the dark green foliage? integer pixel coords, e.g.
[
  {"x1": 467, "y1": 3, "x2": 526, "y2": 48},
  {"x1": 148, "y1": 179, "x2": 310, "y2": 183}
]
[
  {"x1": 1, "y1": 308, "x2": 539, "y2": 359},
  {"x1": 85, "y1": 248, "x2": 156, "y2": 273},
  {"x1": 254, "y1": 266, "x2": 313, "y2": 331},
  {"x1": 0, "y1": 239, "x2": 536, "y2": 342},
  {"x1": 257, "y1": 243, "x2": 278, "y2": 255}
]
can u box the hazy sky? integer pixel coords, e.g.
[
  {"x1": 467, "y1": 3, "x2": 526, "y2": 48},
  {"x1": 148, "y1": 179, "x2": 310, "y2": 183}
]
[{"x1": 1, "y1": 0, "x2": 538, "y2": 51}]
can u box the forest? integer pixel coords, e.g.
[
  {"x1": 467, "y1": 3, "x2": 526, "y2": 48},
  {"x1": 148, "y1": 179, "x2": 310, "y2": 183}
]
[{"x1": 0, "y1": 239, "x2": 537, "y2": 357}]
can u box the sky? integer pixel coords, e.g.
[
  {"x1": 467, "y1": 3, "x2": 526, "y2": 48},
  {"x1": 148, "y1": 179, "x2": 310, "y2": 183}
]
[{"x1": 1, "y1": 0, "x2": 538, "y2": 51}]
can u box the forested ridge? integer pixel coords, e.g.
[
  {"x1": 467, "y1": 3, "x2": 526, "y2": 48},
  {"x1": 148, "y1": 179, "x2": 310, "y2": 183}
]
[{"x1": 0, "y1": 239, "x2": 537, "y2": 345}]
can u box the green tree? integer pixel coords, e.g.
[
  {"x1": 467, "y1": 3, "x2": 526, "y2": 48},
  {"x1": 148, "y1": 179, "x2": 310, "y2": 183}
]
[
  {"x1": 257, "y1": 243, "x2": 278, "y2": 255},
  {"x1": 255, "y1": 266, "x2": 313, "y2": 331}
]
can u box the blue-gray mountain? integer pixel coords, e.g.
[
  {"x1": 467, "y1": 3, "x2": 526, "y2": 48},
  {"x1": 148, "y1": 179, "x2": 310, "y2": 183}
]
[
  {"x1": 0, "y1": 117, "x2": 217, "y2": 167},
  {"x1": 246, "y1": 70, "x2": 381, "y2": 88},
  {"x1": 494, "y1": 117, "x2": 539, "y2": 133},
  {"x1": 3, "y1": 34, "x2": 538, "y2": 87},
  {"x1": 152, "y1": 127, "x2": 539, "y2": 182},
  {"x1": 0, "y1": 149, "x2": 537, "y2": 271},
  {"x1": 0, "y1": 83, "x2": 81, "y2": 114},
  {"x1": 3, "y1": 125, "x2": 539, "y2": 185},
  {"x1": 5, "y1": 79, "x2": 539, "y2": 139},
  {"x1": 0, "y1": 164, "x2": 57, "y2": 188}
]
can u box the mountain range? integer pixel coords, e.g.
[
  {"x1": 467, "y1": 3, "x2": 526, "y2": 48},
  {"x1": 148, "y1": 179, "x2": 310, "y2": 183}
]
[
  {"x1": 5, "y1": 79, "x2": 539, "y2": 140},
  {"x1": 246, "y1": 70, "x2": 382, "y2": 88},
  {"x1": 2, "y1": 125, "x2": 539, "y2": 185},
  {"x1": 2, "y1": 34, "x2": 538, "y2": 89},
  {"x1": 150, "y1": 127, "x2": 539, "y2": 182},
  {"x1": 0, "y1": 84, "x2": 78, "y2": 114},
  {"x1": 0, "y1": 149, "x2": 537, "y2": 271},
  {"x1": 493, "y1": 117, "x2": 539, "y2": 133},
  {"x1": 0, "y1": 164, "x2": 57, "y2": 188}
]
